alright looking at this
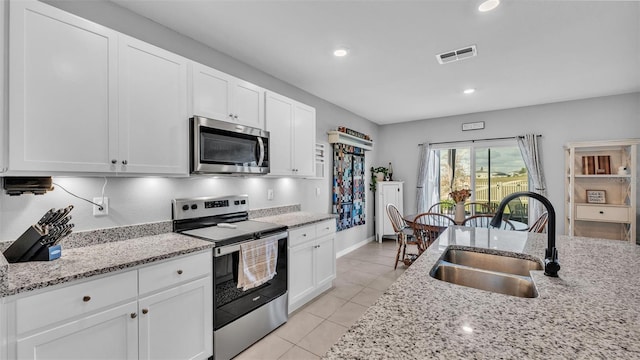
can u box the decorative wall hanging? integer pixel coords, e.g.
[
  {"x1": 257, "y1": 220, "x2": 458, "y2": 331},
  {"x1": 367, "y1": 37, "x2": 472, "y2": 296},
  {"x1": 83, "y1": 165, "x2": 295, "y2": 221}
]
[{"x1": 332, "y1": 143, "x2": 366, "y2": 231}]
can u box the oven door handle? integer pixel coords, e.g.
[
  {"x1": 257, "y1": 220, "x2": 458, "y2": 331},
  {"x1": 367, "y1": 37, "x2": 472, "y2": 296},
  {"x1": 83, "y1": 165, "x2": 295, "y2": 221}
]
[
  {"x1": 257, "y1": 137, "x2": 265, "y2": 167},
  {"x1": 214, "y1": 231, "x2": 287, "y2": 257}
]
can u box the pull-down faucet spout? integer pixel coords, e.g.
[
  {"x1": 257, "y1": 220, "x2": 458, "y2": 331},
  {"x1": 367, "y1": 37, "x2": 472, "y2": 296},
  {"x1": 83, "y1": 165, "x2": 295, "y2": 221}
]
[{"x1": 490, "y1": 191, "x2": 560, "y2": 277}]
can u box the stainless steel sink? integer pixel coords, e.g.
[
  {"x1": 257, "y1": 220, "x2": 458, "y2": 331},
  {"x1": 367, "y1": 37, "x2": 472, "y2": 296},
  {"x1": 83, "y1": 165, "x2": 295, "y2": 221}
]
[
  {"x1": 430, "y1": 248, "x2": 542, "y2": 298},
  {"x1": 442, "y1": 249, "x2": 542, "y2": 276}
]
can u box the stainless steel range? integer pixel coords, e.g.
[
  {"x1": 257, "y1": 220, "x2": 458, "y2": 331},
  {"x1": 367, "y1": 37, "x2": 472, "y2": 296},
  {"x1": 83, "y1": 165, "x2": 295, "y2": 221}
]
[{"x1": 172, "y1": 195, "x2": 288, "y2": 360}]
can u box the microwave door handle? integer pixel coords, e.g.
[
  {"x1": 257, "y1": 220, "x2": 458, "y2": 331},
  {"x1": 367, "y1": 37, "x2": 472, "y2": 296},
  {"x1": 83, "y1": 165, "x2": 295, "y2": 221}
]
[{"x1": 257, "y1": 137, "x2": 265, "y2": 166}]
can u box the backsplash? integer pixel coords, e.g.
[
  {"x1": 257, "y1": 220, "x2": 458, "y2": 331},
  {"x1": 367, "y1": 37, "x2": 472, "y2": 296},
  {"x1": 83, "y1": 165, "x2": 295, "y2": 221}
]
[{"x1": 248, "y1": 204, "x2": 301, "y2": 219}]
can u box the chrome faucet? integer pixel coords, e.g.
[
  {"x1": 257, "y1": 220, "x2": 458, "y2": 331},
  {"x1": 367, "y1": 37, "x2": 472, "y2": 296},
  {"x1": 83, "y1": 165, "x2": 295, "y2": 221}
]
[{"x1": 490, "y1": 191, "x2": 560, "y2": 277}]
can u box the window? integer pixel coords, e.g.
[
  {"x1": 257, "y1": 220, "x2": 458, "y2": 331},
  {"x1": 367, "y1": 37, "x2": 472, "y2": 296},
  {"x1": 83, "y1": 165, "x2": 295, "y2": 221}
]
[{"x1": 427, "y1": 141, "x2": 529, "y2": 224}]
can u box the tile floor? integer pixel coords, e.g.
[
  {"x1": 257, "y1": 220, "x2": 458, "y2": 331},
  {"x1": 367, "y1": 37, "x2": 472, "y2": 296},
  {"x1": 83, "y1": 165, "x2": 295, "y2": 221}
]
[{"x1": 234, "y1": 239, "x2": 407, "y2": 359}]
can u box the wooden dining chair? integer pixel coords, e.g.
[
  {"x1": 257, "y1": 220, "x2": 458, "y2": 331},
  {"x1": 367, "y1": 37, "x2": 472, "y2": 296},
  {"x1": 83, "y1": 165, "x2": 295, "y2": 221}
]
[
  {"x1": 411, "y1": 213, "x2": 455, "y2": 252},
  {"x1": 462, "y1": 214, "x2": 515, "y2": 230},
  {"x1": 386, "y1": 203, "x2": 419, "y2": 269},
  {"x1": 528, "y1": 211, "x2": 549, "y2": 233},
  {"x1": 464, "y1": 202, "x2": 492, "y2": 216},
  {"x1": 427, "y1": 202, "x2": 455, "y2": 216}
]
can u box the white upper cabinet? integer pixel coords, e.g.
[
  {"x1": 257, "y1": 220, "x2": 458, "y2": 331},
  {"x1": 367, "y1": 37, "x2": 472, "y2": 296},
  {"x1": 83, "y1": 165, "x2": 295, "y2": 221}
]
[
  {"x1": 117, "y1": 35, "x2": 188, "y2": 175},
  {"x1": 265, "y1": 91, "x2": 316, "y2": 177},
  {"x1": 190, "y1": 62, "x2": 265, "y2": 129},
  {"x1": 9, "y1": 0, "x2": 118, "y2": 173},
  {"x1": 7, "y1": 0, "x2": 188, "y2": 175}
]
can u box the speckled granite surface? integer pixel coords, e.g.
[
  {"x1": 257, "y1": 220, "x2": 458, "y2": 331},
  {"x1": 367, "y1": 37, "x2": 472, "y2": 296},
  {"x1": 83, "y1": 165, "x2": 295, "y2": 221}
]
[
  {"x1": 249, "y1": 204, "x2": 302, "y2": 219},
  {"x1": 61, "y1": 221, "x2": 173, "y2": 249},
  {"x1": 2, "y1": 233, "x2": 213, "y2": 297},
  {"x1": 254, "y1": 211, "x2": 337, "y2": 229},
  {"x1": 324, "y1": 226, "x2": 640, "y2": 359}
]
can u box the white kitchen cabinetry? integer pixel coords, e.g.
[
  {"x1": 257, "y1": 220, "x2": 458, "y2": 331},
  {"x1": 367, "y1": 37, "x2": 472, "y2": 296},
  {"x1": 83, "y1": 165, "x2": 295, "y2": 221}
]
[
  {"x1": 265, "y1": 91, "x2": 316, "y2": 177},
  {"x1": 288, "y1": 220, "x2": 336, "y2": 313},
  {"x1": 191, "y1": 62, "x2": 265, "y2": 129},
  {"x1": 117, "y1": 35, "x2": 188, "y2": 175},
  {"x1": 5, "y1": 251, "x2": 212, "y2": 360},
  {"x1": 375, "y1": 181, "x2": 404, "y2": 243},
  {"x1": 8, "y1": 0, "x2": 188, "y2": 175},
  {"x1": 565, "y1": 139, "x2": 638, "y2": 242}
]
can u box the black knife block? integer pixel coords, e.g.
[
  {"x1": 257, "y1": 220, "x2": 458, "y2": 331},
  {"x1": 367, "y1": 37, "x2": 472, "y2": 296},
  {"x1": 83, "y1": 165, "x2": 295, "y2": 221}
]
[{"x1": 3, "y1": 225, "x2": 52, "y2": 263}]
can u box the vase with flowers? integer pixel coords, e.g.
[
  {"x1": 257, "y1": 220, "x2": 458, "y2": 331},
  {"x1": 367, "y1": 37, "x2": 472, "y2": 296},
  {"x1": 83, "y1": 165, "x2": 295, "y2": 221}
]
[{"x1": 449, "y1": 189, "x2": 472, "y2": 224}]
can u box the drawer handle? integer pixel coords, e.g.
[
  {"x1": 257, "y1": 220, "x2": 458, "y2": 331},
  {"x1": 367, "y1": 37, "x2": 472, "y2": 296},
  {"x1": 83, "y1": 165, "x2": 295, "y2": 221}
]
[
  {"x1": 130, "y1": 313, "x2": 137, "y2": 319},
  {"x1": 142, "y1": 308, "x2": 149, "y2": 315},
  {"x1": 302, "y1": 234, "x2": 307, "y2": 237},
  {"x1": 599, "y1": 211, "x2": 604, "y2": 214},
  {"x1": 82, "y1": 296, "x2": 91, "y2": 302},
  {"x1": 177, "y1": 269, "x2": 183, "y2": 275}
]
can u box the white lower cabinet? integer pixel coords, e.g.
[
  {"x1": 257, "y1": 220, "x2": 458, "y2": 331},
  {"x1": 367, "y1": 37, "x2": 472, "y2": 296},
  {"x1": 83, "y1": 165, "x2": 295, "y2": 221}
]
[
  {"x1": 5, "y1": 251, "x2": 212, "y2": 360},
  {"x1": 288, "y1": 220, "x2": 336, "y2": 313},
  {"x1": 16, "y1": 301, "x2": 139, "y2": 360}
]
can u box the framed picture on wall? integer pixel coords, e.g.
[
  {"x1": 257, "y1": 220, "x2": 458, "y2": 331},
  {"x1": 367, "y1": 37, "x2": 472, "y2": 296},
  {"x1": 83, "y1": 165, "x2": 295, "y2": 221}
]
[{"x1": 586, "y1": 190, "x2": 606, "y2": 204}]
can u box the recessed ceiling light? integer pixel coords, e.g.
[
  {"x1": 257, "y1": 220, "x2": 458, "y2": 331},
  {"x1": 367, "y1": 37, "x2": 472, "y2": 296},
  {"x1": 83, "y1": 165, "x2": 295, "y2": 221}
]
[
  {"x1": 333, "y1": 48, "x2": 349, "y2": 57},
  {"x1": 463, "y1": 88, "x2": 476, "y2": 94},
  {"x1": 478, "y1": 0, "x2": 500, "y2": 12}
]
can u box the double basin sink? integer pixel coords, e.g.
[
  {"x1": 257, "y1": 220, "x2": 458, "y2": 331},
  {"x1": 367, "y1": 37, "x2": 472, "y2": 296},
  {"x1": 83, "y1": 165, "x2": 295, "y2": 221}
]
[{"x1": 430, "y1": 248, "x2": 543, "y2": 298}]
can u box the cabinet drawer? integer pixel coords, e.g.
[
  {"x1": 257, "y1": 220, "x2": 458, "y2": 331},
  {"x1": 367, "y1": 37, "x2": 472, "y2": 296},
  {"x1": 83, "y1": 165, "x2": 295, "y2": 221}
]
[
  {"x1": 575, "y1": 205, "x2": 630, "y2": 222},
  {"x1": 139, "y1": 251, "x2": 212, "y2": 295},
  {"x1": 16, "y1": 270, "x2": 137, "y2": 334},
  {"x1": 289, "y1": 225, "x2": 316, "y2": 247},
  {"x1": 315, "y1": 220, "x2": 336, "y2": 238}
]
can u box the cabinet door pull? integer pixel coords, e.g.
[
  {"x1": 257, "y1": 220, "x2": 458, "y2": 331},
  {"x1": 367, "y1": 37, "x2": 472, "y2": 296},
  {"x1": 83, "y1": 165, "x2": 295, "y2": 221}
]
[
  {"x1": 142, "y1": 308, "x2": 149, "y2": 315},
  {"x1": 82, "y1": 296, "x2": 91, "y2": 302},
  {"x1": 111, "y1": 159, "x2": 117, "y2": 164},
  {"x1": 599, "y1": 211, "x2": 604, "y2": 214},
  {"x1": 177, "y1": 269, "x2": 183, "y2": 275},
  {"x1": 130, "y1": 313, "x2": 137, "y2": 319},
  {"x1": 122, "y1": 160, "x2": 128, "y2": 165}
]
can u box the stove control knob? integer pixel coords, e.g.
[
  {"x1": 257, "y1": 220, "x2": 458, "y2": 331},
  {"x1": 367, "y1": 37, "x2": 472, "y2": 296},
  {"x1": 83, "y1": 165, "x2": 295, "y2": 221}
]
[
  {"x1": 182, "y1": 205, "x2": 189, "y2": 211},
  {"x1": 191, "y1": 204, "x2": 198, "y2": 210},
  {"x1": 234, "y1": 201, "x2": 240, "y2": 205}
]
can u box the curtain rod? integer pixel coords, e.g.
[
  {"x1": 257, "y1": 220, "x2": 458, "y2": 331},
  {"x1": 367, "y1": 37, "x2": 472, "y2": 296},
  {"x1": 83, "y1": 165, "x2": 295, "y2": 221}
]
[{"x1": 418, "y1": 134, "x2": 542, "y2": 147}]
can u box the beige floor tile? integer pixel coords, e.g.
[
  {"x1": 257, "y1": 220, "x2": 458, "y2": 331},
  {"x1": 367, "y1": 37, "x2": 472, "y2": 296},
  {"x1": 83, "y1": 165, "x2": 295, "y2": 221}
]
[
  {"x1": 340, "y1": 269, "x2": 378, "y2": 286},
  {"x1": 327, "y1": 301, "x2": 368, "y2": 328},
  {"x1": 297, "y1": 320, "x2": 347, "y2": 357},
  {"x1": 302, "y1": 294, "x2": 347, "y2": 319},
  {"x1": 367, "y1": 274, "x2": 397, "y2": 291},
  {"x1": 274, "y1": 311, "x2": 324, "y2": 344},
  {"x1": 350, "y1": 287, "x2": 384, "y2": 307},
  {"x1": 357, "y1": 262, "x2": 394, "y2": 276},
  {"x1": 328, "y1": 278, "x2": 364, "y2": 300},
  {"x1": 233, "y1": 332, "x2": 293, "y2": 360},
  {"x1": 278, "y1": 345, "x2": 320, "y2": 360}
]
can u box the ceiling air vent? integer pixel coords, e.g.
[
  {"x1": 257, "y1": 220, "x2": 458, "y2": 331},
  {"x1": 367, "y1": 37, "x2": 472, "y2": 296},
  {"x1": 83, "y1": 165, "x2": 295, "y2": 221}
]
[{"x1": 436, "y1": 45, "x2": 477, "y2": 64}]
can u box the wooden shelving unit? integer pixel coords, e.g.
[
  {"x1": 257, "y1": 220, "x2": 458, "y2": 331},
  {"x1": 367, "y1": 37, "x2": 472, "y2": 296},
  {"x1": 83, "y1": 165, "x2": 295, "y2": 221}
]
[{"x1": 565, "y1": 139, "x2": 639, "y2": 243}]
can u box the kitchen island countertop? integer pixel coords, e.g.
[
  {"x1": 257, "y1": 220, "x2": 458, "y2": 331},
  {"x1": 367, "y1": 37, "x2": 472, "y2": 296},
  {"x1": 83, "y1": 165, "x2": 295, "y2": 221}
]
[
  {"x1": 1, "y1": 233, "x2": 213, "y2": 297},
  {"x1": 324, "y1": 226, "x2": 640, "y2": 359},
  {"x1": 255, "y1": 211, "x2": 336, "y2": 229}
]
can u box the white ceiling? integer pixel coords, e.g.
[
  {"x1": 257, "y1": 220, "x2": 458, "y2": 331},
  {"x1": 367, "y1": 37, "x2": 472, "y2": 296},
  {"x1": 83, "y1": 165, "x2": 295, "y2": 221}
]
[{"x1": 110, "y1": 0, "x2": 640, "y2": 125}]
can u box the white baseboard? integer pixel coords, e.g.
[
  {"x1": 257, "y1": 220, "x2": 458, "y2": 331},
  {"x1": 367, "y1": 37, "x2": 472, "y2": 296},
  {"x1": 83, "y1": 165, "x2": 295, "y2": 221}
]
[{"x1": 336, "y1": 236, "x2": 376, "y2": 258}]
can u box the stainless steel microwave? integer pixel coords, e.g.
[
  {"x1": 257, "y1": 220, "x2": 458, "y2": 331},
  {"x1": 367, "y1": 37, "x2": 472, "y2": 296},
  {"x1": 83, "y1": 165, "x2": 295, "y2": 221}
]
[{"x1": 190, "y1": 116, "x2": 270, "y2": 175}]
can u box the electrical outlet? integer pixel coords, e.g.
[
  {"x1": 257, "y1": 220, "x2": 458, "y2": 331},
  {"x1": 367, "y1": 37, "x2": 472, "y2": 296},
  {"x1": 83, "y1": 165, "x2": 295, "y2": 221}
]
[
  {"x1": 267, "y1": 189, "x2": 274, "y2": 200},
  {"x1": 93, "y1": 197, "x2": 109, "y2": 216}
]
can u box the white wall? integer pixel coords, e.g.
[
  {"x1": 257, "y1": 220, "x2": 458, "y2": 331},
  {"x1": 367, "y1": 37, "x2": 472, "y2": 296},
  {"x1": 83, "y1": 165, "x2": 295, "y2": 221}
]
[
  {"x1": 377, "y1": 92, "x2": 640, "y2": 234},
  {"x1": 0, "y1": 0, "x2": 380, "y2": 252}
]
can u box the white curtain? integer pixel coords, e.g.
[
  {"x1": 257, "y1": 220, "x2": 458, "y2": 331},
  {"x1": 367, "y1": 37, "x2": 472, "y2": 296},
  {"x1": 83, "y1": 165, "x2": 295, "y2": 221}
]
[
  {"x1": 517, "y1": 134, "x2": 547, "y2": 225},
  {"x1": 416, "y1": 143, "x2": 431, "y2": 213}
]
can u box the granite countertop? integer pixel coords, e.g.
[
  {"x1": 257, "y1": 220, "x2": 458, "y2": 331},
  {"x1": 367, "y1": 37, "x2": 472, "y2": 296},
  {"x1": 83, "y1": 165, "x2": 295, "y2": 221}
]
[
  {"x1": 254, "y1": 211, "x2": 336, "y2": 229},
  {"x1": 1, "y1": 233, "x2": 213, "y2": 297},
  {"x1": 324, "y1": 226, "x2": 640, "y2": 359}
]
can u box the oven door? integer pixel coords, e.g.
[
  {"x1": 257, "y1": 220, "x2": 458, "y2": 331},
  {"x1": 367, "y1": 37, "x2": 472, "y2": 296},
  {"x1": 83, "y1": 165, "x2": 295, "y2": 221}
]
[
  {"x1": 213, "y1": 232, "x2": 287, "y2": 330},
  {"x1": 191, "y1": 116, "x2": 270, "y2": 175}
]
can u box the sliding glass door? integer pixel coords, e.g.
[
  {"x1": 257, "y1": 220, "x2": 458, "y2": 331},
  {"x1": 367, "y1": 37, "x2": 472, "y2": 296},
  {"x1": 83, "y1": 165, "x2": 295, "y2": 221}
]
[{"x1": 430, "y1": 141, "x2": 529, "y2": 224}]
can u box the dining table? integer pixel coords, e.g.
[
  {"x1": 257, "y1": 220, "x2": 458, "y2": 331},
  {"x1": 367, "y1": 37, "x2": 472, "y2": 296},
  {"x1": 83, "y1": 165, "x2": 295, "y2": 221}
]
[{"x1": 403, "y1": 213, "x2": 528, "y2": 231}]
